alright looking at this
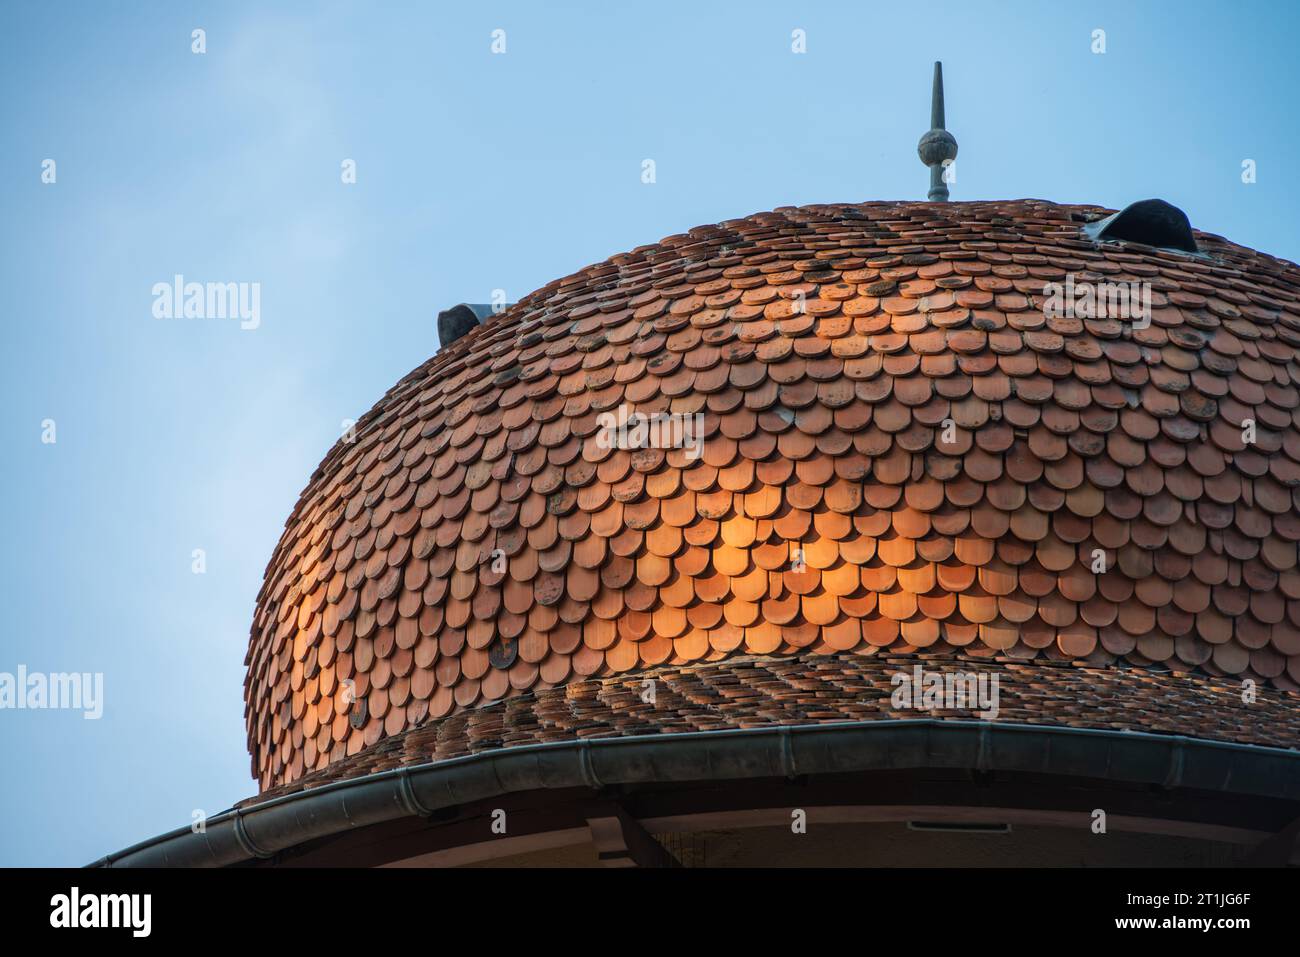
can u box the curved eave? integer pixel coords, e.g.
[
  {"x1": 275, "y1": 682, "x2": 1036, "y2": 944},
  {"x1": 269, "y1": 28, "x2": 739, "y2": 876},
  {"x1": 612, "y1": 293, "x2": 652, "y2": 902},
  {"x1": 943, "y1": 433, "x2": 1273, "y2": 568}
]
[{"x1": 91, "y1": 719, "x2": 1300, "y2": 867}]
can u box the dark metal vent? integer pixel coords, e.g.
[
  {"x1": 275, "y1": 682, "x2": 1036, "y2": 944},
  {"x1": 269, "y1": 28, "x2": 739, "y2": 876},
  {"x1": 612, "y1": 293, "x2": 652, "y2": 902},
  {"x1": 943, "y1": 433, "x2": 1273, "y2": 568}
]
[
  {"x1": 1084, "y1": 199, "x2": 1197, "y2": 253},
  {"x1": 437, "y1": 303, "x2": 499, "y2": 348}
]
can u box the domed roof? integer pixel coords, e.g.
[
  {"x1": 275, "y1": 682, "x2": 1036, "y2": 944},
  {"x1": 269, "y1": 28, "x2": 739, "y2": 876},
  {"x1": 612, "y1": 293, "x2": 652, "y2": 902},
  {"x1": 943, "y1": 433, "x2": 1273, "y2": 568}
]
[{"x1": 245, "y1": 199, "x2": 1300, "y2": 793}]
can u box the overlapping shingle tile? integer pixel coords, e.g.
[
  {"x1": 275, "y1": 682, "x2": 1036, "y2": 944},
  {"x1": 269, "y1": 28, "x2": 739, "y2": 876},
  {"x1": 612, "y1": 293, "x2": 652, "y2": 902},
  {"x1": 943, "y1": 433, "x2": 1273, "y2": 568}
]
[
  {"x1": 242, "y1": 653, "x2": 1300, "y2": 807},
  {"x1": 245, "y1": 200, "x2": 1300, "y2": 791}
]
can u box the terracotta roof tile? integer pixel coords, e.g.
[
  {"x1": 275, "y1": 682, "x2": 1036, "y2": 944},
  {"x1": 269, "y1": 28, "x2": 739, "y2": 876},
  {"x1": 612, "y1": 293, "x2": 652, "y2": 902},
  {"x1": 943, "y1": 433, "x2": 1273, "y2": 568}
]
[
  {"x1": 242, "y1": 653, "x2": 1300, "y2": 808},
  {"x1": 245, "y1": 199, "x2": 1300, "y2": 790}
]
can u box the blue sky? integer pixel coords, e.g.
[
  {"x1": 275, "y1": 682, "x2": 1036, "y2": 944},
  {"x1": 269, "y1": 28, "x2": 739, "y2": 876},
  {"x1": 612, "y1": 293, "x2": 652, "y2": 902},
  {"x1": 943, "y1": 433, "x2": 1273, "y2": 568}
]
[{"x1": 1, "y1": 0, "x2": 1297, "y2": 866}]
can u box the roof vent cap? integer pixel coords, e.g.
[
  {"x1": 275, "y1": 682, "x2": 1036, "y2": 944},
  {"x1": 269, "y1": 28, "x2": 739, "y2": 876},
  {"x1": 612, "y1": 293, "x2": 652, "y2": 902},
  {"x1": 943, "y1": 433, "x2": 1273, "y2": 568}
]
[
  {"x1": 1084, "y1": 198, "x2": 1197, "y2": 253},
  {"x1": 437, "y1": 303, "x2": 501, "y2": 348}
]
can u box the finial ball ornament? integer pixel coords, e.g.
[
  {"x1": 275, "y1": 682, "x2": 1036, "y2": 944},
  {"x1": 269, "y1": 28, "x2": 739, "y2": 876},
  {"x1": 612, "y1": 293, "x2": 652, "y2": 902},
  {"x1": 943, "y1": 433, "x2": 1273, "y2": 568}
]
[{"x1": 918, "y1": 128, "x2": 958, "y2": 167}]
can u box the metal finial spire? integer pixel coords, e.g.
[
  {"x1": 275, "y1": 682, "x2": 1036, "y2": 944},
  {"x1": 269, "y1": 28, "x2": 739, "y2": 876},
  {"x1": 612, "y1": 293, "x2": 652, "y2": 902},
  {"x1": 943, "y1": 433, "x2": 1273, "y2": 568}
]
[
  {"x1": 930, "y1": 61, "x2": 945, "y2": 129},
  {"x1": 917, "y1": 61, "x2": 958, "y2": 202}
]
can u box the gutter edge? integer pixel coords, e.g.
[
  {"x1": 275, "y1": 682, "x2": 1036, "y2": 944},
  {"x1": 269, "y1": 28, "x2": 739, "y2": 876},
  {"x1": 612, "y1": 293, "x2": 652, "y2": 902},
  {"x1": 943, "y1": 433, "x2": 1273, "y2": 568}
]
[{"x1": 90, "y1": 719, "x2": 1300, "y2": 868}]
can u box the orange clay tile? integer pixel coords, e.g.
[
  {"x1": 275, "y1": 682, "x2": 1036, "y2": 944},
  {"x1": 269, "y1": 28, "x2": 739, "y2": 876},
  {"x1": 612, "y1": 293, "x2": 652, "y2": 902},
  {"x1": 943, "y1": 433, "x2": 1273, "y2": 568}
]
[{"x1": 245, "y1": 199, "x2": 1300, "y2": 791}]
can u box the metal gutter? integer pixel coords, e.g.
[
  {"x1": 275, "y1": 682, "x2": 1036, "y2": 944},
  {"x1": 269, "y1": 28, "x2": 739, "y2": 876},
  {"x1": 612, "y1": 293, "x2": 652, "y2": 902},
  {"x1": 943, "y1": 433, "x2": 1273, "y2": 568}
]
[{"x1": 89, "y1": 720, "x2": 1300, "y2": 868}]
